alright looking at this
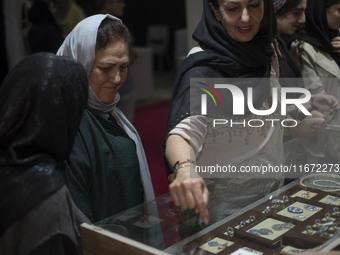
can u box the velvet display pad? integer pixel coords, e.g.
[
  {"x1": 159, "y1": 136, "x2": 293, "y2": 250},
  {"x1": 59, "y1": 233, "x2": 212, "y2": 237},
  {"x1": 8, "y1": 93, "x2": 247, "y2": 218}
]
[
  {"x1": 181, "y1": 184, "x2": 340, "y2": 255},
  {"x1": 319, "y1": 195, "x2": 340, "y2": 206},
  {"x1": 290, "y1": 190, "x2": 318, "y2": 200},
  {"x1": 276, "y1": 201, "x2": 322, "y2": 221},
  {"x1": 199, "y1": 237, "x2": 234, "y2": 254},
  {"x1": 246, "y1": 218, "x2": 294, "y2": 241}
]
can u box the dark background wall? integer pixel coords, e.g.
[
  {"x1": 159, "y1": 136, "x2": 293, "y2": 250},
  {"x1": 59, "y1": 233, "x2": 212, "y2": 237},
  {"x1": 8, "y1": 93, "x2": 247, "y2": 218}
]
[
  {"x1": 76, "y1": 0, "x2": 186, "y2": 46},
  {"x1": 76, "y1": 0, "x2": 186, "y2": 69},
  {"x1": 0, "y1": 0, "x2": 8, "y2": 83}
]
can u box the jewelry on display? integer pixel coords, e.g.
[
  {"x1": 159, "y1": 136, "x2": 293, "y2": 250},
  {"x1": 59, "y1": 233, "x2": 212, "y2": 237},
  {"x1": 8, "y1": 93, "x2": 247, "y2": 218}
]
[
  {"x1": 271, "y1": 195, "x2": 288, "y2": 205},
  {"x1": 271, "y1": 199, "x2": 284, "y2": 204},
  {"x1": 249, "y1": 228, "x2": 274, "y2": 235},
  {"x1": 271, "y1": 222, "x2": 294, "y2": 231},
  {"x1": 312, "y1": 179, "x2": 340, "y2": 189},
  {"x1": 305, "y1": 225, "x2": 312, "y2": 231},
  {"x1": 271, "y1": 224, "x2": 284, "y2": 231},
  {"x1": 328, "y1": 196, "x2": 339, "y2": 202},
  {"x1": 282, "y1": 195, "x2": 289, "y2": 202},
  {"x1": 305, "y1": 225, "x2": 313, "y2": 234},
  {"x1": 303, "y1": 205, "x2": 319, "y2": 211},
  {"x1": 322, "y1": 221, "x2": 337, "y2": 227},
  {"x1": 317, "y1": 226, "x2": 329, "y2": 236},
  {"x1": 225, "y1": 227, "x2": 234, "y2": 237},
  {"x1": 263, "y1": 206, "x2": 272, "y2": 214},
  {"x1": 208, "y1": 241, "x2": 219, "y2": 247},
  {"x1": 249, "y1": 229, "x2": 261, "y2": 236},
  {"x1": 315, "y1": 219, "x2": 323, "y2": 228},
  {"x1": 324, "y1": 213, "x2": 330, "y2": 219},
  {"x1": 333, "y1": 207, "x2": 340, "y2": 216},
  {"x1": 288, "y1": 206, "x2": 303, "y2": 214},
  {"x1": 293, "y1": 215, "x2": 305, "y2": 219},
  {"x1": 217, "y1": 243, "x2": 228, "y2": 250},
  {"x1": 301, "y1": 191, "x2": 310, "y2": 198}
]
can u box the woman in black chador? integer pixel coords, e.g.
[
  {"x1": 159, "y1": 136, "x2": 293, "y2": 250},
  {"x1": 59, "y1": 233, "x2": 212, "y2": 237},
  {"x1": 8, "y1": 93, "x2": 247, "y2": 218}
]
[{"x1": 0, "y1": 53, "x2": 89, "y2": 255}]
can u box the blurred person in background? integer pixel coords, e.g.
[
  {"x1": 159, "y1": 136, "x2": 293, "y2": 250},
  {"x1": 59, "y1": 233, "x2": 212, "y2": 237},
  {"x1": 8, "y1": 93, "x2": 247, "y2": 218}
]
[
  {"x1": 55, "y1": 0, "x2": 86, "y2": 37},
  {"x1": 27, "y1": 0, "x2": 64, "y2": 53},
  {"x1": 290, "y1": 0, "x2": 340, "y2": 126}
]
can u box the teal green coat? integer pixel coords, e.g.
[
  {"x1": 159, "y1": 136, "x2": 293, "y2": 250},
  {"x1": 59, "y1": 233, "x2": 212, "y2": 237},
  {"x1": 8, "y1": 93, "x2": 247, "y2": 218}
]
[{"x1": 58, "y1": 108, "x2": 143, "y2": 222}]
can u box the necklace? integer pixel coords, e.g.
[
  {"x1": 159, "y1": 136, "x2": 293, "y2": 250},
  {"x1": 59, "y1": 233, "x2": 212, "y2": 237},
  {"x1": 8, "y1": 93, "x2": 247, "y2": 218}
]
[{"x1": 312, "y1": 180, "x2": 340, "y2": 189}]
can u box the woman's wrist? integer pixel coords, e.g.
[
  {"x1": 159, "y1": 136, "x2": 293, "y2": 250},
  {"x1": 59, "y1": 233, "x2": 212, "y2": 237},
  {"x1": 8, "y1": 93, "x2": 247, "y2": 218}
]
[
  {"x1": 172, "y1": 159, "x2": 195, "y2": 178},
  {"x1": 168, "y1": 159, "x2": 195, "y2": 183}
]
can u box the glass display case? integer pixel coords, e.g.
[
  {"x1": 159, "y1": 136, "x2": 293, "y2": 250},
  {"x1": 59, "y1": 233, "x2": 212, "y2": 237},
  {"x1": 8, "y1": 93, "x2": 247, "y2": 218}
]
[{"x1": 81, "y1": 128, "x2": 340, "y2": 255}]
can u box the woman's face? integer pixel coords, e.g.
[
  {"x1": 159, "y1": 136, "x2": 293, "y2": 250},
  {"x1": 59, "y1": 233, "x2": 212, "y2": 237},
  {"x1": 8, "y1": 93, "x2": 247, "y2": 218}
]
[
  {"x1": 210, "y1": 0, "x2": 264, "y2": 42},
  {"x1": 276, "y1": 0, "x2": 307, "y2": 35},
  {"x1": 88, "y1": 40, "x2": 129, "y2": 104},
  {"x1": 326, "y1": 3, "x2": 340, "y2": 30}
]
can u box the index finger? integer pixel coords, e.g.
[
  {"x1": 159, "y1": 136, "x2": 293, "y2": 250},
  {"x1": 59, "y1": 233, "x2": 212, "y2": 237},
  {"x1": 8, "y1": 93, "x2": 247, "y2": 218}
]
[{"x1": 191, "y1": 181, "x2": 209, "y2": 224}]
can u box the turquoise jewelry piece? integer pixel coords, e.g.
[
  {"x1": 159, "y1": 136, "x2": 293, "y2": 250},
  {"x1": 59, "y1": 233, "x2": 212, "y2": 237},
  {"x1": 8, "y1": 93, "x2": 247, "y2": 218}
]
[
  {"x1": 249, "y1": 228, "x2": 273, "y2": 235},
  {"x1": 317, "y1": 226, "x2": 329, "y2": 236},
  {"x1": 249, "y1": 229, "x2": 260, "y2": 235},
  {"x1": 208, "y1": 241, "x2": 219, "y2": 247},
  {"x1": 225, "y1": 227, "x2": 234, "y2": 237},
  {"x1": 288, "y1": 206, "x2": 303, "y2": 214},
  {"x1": 271, "y1": 195, "x2": 288, "y2": 205},
  {"x1": 293, "y1": 215, "x2": 305, "y2": 219},
  {"x1": 282, "y1": 222, "x2": 294, "y2": 229},
  {"x1": 328, "y1": 196, "x2": 339, "y2": 201},
  {"x1": 272, "y1": 199, "x2": 284, "y2": 204},
  {"x1": 258, "y1": 228, "x2": 273, "y2": 235},
  {"x1": 272, "y1": 222, "x2": 294, "y2": 231},
  {"x1": 272, "y1": 224, "x2": 284, "y2": 231},
  {"x1": 304, "y1": 205, "x2": 319, "y2": 211},
  {"x1": 263, "y1": 206, "x2": 272, "y2": 213}
]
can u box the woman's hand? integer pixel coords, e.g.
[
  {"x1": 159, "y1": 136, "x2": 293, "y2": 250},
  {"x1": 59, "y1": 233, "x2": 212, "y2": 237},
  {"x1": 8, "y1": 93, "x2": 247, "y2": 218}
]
[
  {"x1": 165, "y1": 134, "x2": 210, "y2": 224},
  {"x1": 332, "y1": 36, "x2": 340, "y2": 53},
  {"x1": 169, "y1": 166, "x2": 209, "y2": 224},
  {"x1": 290, "y1": 110, "x2": 326, "y2": 137},
  {"x1": 311, "y1": 94, "x2": 339, "y2": 113}
]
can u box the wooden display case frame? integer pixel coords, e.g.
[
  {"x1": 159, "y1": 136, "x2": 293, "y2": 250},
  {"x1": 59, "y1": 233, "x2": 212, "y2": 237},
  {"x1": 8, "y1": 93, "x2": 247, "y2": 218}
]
[{"x1": 81, "y1": 180, "x2": 340, "y2": 255}]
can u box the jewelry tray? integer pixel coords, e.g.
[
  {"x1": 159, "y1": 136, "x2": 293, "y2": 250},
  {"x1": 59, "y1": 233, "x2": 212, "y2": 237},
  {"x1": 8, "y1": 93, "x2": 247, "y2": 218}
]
[{"x1": 180, "y1": 184, "x2": 340, "y2": 255}]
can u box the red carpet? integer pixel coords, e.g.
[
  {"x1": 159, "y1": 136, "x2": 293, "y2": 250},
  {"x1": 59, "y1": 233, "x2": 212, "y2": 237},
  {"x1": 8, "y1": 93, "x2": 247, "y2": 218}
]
[{"x1": 133, "y1": 100, "x2": 170, "y2": 197}]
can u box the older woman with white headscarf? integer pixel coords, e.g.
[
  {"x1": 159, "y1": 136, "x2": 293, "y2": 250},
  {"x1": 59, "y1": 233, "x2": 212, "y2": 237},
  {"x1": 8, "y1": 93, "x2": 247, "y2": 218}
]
[{"x1": 57, "y1": 14, "x2": 155, "y2": 222}]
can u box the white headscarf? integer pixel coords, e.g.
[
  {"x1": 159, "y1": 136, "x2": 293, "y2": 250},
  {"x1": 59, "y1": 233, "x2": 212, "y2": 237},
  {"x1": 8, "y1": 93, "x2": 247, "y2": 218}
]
[{"x1": 57, "y1": 14, "x2": 155, "y2": 203}]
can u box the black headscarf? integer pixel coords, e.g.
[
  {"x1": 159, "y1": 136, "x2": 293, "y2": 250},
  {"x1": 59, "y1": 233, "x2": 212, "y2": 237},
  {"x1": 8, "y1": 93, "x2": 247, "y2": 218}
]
[
  {"x1": 0, "y1": 52, "x2": 88, "y2": 234},
  {"x1": 163, "y1": 0, "x2": 276, "y2": 143},
  {"x1": 304, "y1": 0, "x2": 340, "y2": 67}
]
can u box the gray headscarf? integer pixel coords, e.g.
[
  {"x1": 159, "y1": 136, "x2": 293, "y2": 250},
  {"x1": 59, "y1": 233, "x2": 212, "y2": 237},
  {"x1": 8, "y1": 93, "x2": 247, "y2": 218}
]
[{"x1": 57, "y1": 14, "x2": 155, "y2": 203}]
